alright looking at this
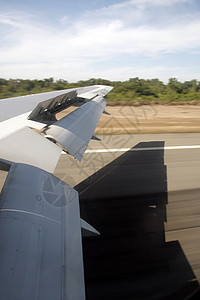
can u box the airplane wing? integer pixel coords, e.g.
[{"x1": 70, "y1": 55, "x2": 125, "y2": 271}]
[
  {"x1": 0, "y1": 85, "x2": 112, "y2": 172},
  {"x1": 0, "y1": 85, "x2": 113, "y2": 299}
]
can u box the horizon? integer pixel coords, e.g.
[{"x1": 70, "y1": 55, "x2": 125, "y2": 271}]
[{"x1": 1, "y1": 77, "x2": 199, "y2": 85}]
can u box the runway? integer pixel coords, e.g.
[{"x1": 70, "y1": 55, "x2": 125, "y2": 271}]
[{"x1": 55, "y1": 133, "x2": 200, "y2": 299}]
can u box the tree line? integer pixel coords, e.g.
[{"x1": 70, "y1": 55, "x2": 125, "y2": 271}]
[{"x1": 1, "y1": 77, "x2": 200, "y2": 104}]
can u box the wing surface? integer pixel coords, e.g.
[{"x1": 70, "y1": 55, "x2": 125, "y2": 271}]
[{"x1": 0, "y1": 162, "x2": 85, "y2": 300}]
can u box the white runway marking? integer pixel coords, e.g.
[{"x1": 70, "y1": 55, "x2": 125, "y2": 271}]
[
  {"x1": 61, "y1": 145, "x2": 200, "y2": 155},
  {"x1": 84, "y1": 145, "x2": 200, "y2": 154}
]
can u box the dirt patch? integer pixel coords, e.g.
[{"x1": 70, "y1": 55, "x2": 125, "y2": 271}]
[
  {"x1": 57, "y1": 105, "x2": 200, "y2": 135},
  {"x1": 96, "y1": 105, "x2": 200, "y2": 134}
]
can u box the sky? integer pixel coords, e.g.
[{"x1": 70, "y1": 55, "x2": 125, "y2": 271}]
[{"x1": 0, "y1": 0, "x2": 200, "y2": 83}]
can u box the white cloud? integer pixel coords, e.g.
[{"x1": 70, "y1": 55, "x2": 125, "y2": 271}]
[
  {"x1": 82, "y1": 0, "x2": 192, "y2": 27},
  {"x1": 0, "y1": 0, "x2": 200, "y2": 81},
  {"x1": 59, "y1": 16, "x2": 71, "y2": 26},
  {"x1": 128, "y1": 0, "x2": 188, "y2": 6}
]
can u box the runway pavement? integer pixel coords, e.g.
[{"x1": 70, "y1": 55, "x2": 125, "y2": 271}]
[
  {"x1": 55, "y1": 133, "x2": 200, "y2": 299},
  {"x1": 1, "y1": 133, "x2": 199, "y2": 299}
]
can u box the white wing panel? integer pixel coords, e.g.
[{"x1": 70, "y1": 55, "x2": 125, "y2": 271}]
[
  {"x1": 0, "y1": 112, "x2": 45, "y2": 141},
  {"x1": 78, "y1": 85, "x2": 113, "y2": 99},
  {"x1": 0, "y1": 126, "x2": 62, "y2": 173}
]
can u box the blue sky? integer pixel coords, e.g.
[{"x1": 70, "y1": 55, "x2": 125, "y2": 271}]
[{"x1": 0, "y1": 0, "x2": 200, "y2": 83}]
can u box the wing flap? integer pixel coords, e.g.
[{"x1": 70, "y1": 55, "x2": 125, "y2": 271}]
[{"x1": 43, "y1": 95, "x2": 107, "y2": 161}]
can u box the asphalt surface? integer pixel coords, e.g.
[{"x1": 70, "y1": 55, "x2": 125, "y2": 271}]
[{"x1": 55, "y1": 133, "x2": 200, "y2": 299}]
